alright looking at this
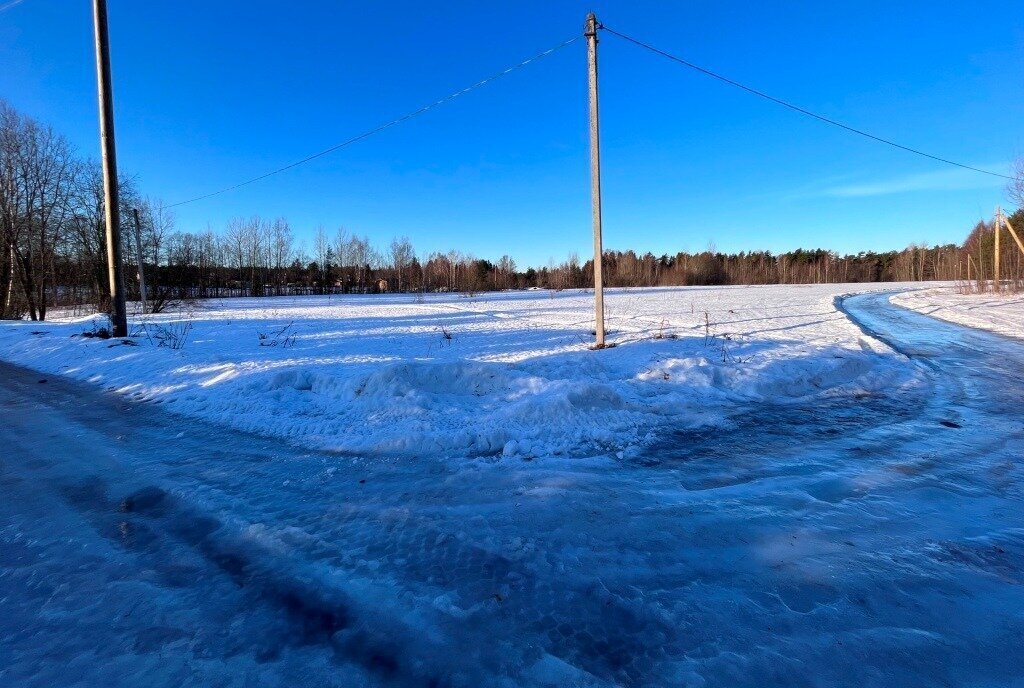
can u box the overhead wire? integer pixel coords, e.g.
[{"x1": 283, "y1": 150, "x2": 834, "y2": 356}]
[
  {"x1": 166, "y1": 34, "x2": 581, "y2": 208},
  {"x1": 599, "y1": 24, "x2": 1013, "y2": 181},
  {"x1": 168, "y1": 22, "x2": 1012, "y2": 209}
]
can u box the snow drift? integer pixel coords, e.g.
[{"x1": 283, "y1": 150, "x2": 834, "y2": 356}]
[{"x1": 0, "y1": 285, "x2": 925, "y2": 459}]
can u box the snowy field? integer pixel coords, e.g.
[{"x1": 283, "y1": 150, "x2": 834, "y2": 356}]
[
  {"x1": 0, "y1": 284, "x2": 927, "y2": 460},
  {"x1": 893, "y1": 285, "x2": 1024, "y2": 340}
]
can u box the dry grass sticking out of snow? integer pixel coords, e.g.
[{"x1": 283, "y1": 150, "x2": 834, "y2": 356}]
[
  {"x1": 891, "y1": 286, "x2": 1024, "y2": 340},
  {"x1": 0, "y1": 284, "x2": 926, "y2": 459}
]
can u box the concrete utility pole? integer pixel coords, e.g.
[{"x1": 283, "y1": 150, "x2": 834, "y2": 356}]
[
  {"x1": 585, "y1": 12, "x2": 605, "y2": 348},
  {"x1": 92, "y1": 0, "x2": 127, "y2": 336},
  {"x1": 132, "y1": 208, "x2": 148, "y2": 314}
]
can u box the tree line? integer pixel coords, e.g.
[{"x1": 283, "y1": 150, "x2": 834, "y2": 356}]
[
  {"x1": 3, "y1": 100, "x2": 1021, "y2": 321},
  {"x1": 958, "y1": 208, "x2": 1024, "y2": 290}
]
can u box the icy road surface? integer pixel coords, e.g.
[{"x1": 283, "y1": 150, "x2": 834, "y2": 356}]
[{"x1": 2, "y1": 291, "x2": 1023, "y2": 687}]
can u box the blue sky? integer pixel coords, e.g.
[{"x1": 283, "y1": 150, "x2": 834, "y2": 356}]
[{"x1": 2, "y1": 1, "x2": 1021, "y2": 267}]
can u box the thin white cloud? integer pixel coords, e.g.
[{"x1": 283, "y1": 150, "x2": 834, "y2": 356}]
[
  {"x1": 0, "y1": 0, "x2": 26, "y2": 12},
  {"x1": 820, "y1": 164, "x2": 1008, "y2": 198}
]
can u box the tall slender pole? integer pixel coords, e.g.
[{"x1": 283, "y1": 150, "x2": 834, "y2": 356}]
[
  {"x1": 132, "y1": 208, "x2": 148, "y2": 314},
  {"x1": 1002, "y1": 216, "x2": 1024, "y2": 257},
  {"x1": 586, "y1": 12, "x2": 605, "y2": 348},
  {"x1": 93, "y1": 0, "x2": 127, "y2": 337}
]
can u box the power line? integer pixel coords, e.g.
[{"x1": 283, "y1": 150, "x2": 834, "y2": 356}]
[
  {"x1": 167, "y1": 34, "x2": 581, "y2": 209},
  {"x1": 599, "y1": 25, "x2": 1013, "y2": 181}
]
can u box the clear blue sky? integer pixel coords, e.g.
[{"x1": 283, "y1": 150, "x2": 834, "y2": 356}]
[{"x1": 2, "y1": 1, "x2": 1021, "y2": 267}]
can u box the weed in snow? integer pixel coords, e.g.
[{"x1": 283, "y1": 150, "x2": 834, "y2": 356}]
[{"x1": 258, "y1": 322, "x2": 297, "y2": 348}]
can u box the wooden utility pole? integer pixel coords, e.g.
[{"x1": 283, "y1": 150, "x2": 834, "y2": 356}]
[
  {"x1": 92, "y1": 0, "x2": 127, "y2": 337},
  {"x1": 585, "y1": 12, "x2": 605, "y2": 348},
  {"x1": 132, "y1": 208, "x2": 148, "y2": 314},
  {"x1": 1002, "y1": 216, "x2": 1024, "y2": 257},
  {"x1": 994, "y1": 207, "x2": 1002, "y2": 292}
]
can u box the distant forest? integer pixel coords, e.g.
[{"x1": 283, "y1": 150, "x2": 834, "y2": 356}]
[{"x1": 3, "y1": 100, "x2": 1022, "y2": 320}]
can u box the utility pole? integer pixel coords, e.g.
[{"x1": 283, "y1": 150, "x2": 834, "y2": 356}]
[
  {"x1": 585, "y1": 12, "x2": 605, "y2": 348},
  {"x1": 994, "y1": 207, "x2": 1002, "y2": 292},
  {"x1": 132, "y1": 208, "x2": 148, "y2": 314},
  {"x1": 92, "y1": 0, "x2": 127, "y2": 337}
]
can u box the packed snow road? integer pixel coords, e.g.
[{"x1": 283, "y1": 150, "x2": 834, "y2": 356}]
[{"x1": 2, "y1": 292, "x2": 1023, "y2": 687}]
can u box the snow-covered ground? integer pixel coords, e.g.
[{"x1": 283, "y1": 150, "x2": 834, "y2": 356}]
[
  {"x1": 0, "y1": 284, "x2": 927, "y2": 460},
  {"x1": 892, "y1": 286, "x2": 1024, "y2": 340},
  {"x1": 4, "y1": 287, "x2": 1024, "y2": 687}
]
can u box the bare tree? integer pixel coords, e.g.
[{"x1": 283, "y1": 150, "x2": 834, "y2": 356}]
[
  {"x1": 390, "y1": 236, "x2": 415, "y2": 292},
  {"x1": 244, "y1": 216, "x2": 267, "y2": 296},
  {"x1": 224, "y1": 218, "x2": 246, "y2": 288},
  {"x1": 348, "y1": 235, "x2": 370, "y2": 292},
  {"x1": 333, "y1": 226, "x2": 348, "y2": 291},
  {"x1": 1009, "y1": 157, "x2": 1024, "y2": 210},
  {"x1": 143, "y1": 198, "x2": 174, "y2": 269},
  {"x1": 271, "y1": 217, "x2": 292, "y2": 294},
  {"x1": 313, "y1": 225, "x2": 331, "y2": 292},
  {"x1": 495, "y1": 255, "x2": 516, "y2": 290},
  {"x1": 0, "y1": 102, "x2": 77, "y2": 320}
]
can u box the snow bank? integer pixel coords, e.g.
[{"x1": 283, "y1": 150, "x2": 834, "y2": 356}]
[
  {"x1": 892, "y1": 286, "x2": 1024, "y2": 340},
  {"x1": 0, "y1": 285, "x2": 925, "y2": 459}
]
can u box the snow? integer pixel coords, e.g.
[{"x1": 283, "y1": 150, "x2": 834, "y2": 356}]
[
  {"x1": 892, "y1": 285, "x2": 1024, "y2": 339},
  {"x1": 0, "y1": 284, "x2": 927, "y2": 459},
  {"x1": 3, "y1": 285, "x2": 1024, "y2": 687}
]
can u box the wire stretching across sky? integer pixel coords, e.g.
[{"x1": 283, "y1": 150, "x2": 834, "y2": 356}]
[
  {"x1": 599, "y1": 25, "x2": 1013, "y2": 181},
  {"x1": 167, "y1": 34, "x2": 581, "y2": 209}
]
